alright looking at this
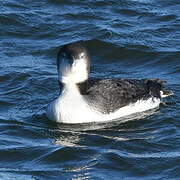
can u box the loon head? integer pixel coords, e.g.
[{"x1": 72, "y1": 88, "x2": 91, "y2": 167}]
[{"x1": 57, "y1": 41, "x2": 90, "y2": 85}]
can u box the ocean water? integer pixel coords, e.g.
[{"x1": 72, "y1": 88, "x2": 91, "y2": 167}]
[{"x1": 0, "y1": 0, "x2": 180, "y2": 179}]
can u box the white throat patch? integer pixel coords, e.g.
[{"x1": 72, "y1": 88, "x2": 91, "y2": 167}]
[{"x1": 59, "y1": 53, "x2": 88, "y2": 84}]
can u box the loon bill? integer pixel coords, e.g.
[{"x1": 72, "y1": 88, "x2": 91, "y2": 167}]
[{"x1": 47, "y1": 41, "x2": 172, "y2": 124}]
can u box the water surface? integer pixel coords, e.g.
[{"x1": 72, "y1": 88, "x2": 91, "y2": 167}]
[{"x1": 0, "y1": 0, "x2": 180, "y2": 179}]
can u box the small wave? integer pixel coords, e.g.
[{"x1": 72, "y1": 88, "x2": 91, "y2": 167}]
[{"x1": 0, "y1": 13, "x2": 27, "y2": 27}]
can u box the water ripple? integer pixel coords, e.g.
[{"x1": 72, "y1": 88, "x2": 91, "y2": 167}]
[{"x1": 0, "y1": 0, "x2": 179, "y2": 179}]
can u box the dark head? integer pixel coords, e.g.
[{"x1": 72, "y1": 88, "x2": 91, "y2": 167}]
[{"x1": 57, "y1": 41, "x2": 90, "y2": 85}]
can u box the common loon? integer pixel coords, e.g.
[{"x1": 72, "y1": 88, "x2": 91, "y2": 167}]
[{"x1": 47, "y1": 41, "x2": 172, "y2": 124}]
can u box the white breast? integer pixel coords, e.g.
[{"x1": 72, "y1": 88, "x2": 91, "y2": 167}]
[
  {"x1": 47, "y1": 84, "x2": 103, "y2": 123},
  {"x1": 47, "y1": 85, "x2": 161, "y2": 124}
]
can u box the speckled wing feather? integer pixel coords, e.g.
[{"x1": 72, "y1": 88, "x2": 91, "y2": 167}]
[{"x1": 86, "y1": 78, "x2": 163, "y2": 114}]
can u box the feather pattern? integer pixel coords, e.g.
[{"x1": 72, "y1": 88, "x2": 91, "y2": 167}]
[{"x1": 85, "y1": 78, "x2": 162, "y2": 114}]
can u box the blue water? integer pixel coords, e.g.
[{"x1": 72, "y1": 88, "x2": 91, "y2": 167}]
[{"x1": 0, "y1": 0, "x2": 180, "y2": 179}]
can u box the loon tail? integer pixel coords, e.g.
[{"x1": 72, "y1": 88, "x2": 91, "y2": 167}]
[
  {"x1": 160, "y1": 89, "x2": 174, "y2": 98},
  {"x1": 145, "y1": 78, "x2": 173, "y2": 98}
]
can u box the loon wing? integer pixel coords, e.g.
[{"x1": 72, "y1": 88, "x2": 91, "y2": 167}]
[{"x1": 86, "y1": 78, "x2": 165, "y2": 114}]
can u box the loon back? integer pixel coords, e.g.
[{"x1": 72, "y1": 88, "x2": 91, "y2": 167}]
[{"x1": 86, "y1": 78, "x2": 171, "y2": 114}]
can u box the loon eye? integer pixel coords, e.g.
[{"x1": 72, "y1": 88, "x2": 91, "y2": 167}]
[
  {"x1": 61, "y1": 53, "x2": 66, "y2": 58},
  {"x1": 61, "y1": 53, "x2": 71, "y2": 60}
]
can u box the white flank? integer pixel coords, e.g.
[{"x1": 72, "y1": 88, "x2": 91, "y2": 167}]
[{"x1": 47, "y1": 84, "x2": 161, "y2": 124}]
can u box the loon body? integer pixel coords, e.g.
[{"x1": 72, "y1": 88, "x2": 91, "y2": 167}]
[{"x1": 47, "y1": 41, "x2": 171, "y2": 124}]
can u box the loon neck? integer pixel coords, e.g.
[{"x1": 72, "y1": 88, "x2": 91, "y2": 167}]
[
  {"x1": 76, "y1": 80, "x2": 88, "y2": 95},
  {"x1": 59, "y1": 79, "x2": 88, "y2": 95}
]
